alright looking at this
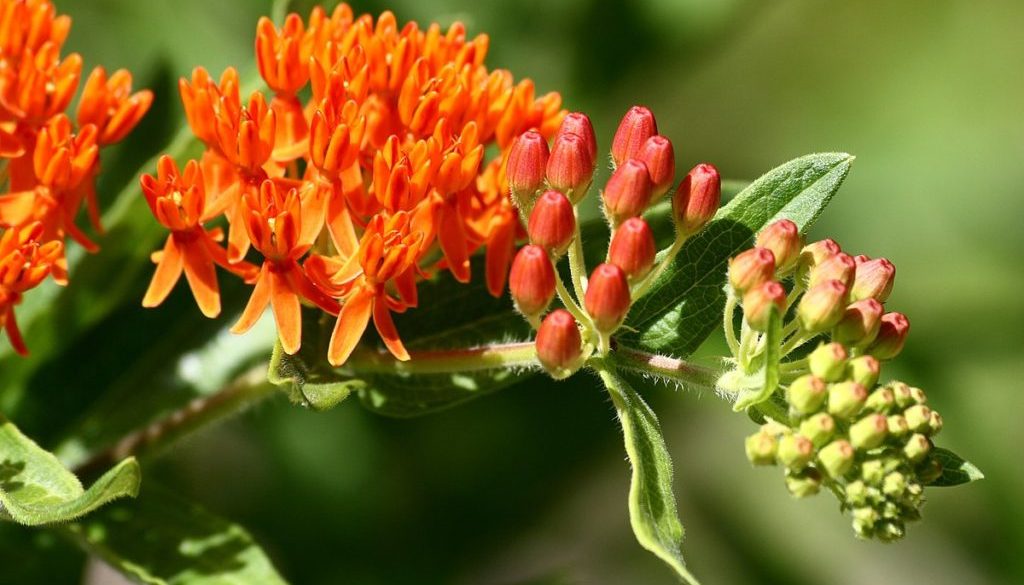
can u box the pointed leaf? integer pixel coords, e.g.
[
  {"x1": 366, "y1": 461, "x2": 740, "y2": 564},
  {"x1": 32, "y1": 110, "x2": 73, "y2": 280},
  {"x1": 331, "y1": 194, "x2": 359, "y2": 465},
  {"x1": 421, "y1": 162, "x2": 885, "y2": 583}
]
[{"x1": 928, "y1": 447, "x2": 985, "y2": 487}]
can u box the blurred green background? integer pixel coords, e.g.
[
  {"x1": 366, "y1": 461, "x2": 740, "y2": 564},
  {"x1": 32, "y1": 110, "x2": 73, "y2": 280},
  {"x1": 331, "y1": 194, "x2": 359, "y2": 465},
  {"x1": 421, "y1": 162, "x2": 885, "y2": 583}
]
[{"x1": 2, "y1": 0, "x2": 1021, "y2": 583}]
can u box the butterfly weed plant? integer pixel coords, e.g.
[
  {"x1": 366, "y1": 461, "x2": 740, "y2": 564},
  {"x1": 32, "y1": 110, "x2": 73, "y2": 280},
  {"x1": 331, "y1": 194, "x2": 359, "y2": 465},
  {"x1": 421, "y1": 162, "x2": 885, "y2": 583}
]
[{"x1": 0, "y1": 2, "x2": 983, "y2": 583}]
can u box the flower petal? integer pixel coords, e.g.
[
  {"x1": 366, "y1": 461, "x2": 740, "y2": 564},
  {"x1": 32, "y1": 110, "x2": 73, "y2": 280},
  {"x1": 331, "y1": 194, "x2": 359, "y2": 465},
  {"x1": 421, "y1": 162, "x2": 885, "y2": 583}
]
[
  {"x1": 231, "y1": 263, "x2": 271, "y2": 334},
  {"x1": 180, "y1": 238, "x2": 221, "y2": 318},
  {"x1": 328, "y1": 285, "x2": 374, "y2": 366},
  {"x1": 372, "y1": 296, "x2": 409, "y2": 361},
  {"x1": 269, "y1": 267, "x2": 302, "y2": 354},
  {"x1": 142, "y1": 236, "x2": 184, "y2": 308}
]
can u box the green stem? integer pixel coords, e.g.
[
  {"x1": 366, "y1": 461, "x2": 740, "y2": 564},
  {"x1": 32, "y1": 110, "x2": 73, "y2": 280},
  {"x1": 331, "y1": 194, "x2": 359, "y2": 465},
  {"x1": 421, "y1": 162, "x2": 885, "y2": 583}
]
[
  {"x1": 567, "y1": 217, "x2": 589, "y2": 303},
  {"x1": 631, "y1": 236, "x2": 685, "y2": 300},
  {"x1": 554, "y1": 271, "x2": 593, "y2": 332},
  {"x1": 611, "y1": 346, "x2": 722, "y2": 391},
  {"x1": 723, "y1": 289, "x2": 741, "y2": 356},
  {"x1": 345, "y1": 342, "x2": 538, "y2": 375}
]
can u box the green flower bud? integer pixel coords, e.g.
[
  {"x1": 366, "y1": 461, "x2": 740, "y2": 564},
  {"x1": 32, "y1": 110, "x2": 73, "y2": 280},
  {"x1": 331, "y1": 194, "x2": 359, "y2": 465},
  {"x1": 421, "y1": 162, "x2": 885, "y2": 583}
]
[
  {"x1": 909, "y1": 386, "x2": 928, "y2": 405},
  {"x1": 845, "y1": 480, "x2": 869, "y2": 506},
  {"x1": 797, "y1": 280, "x2": 848, "y2": 333},
  {"x1": 778, "y1": 434, "x2": 815, "y2": 470},
  {"x1": 852, "y1": 506, "x2": 879, "y2": 538},
  {"x1": 865, "y1": 386, "x2": 896, "y2": 413},
  {"x1": 799, "y1": 413, "x2": 836, "y2": 448},
  {"x1": 850, "y1": 413, "x2": 889, "y2": 451},
  {"x1": 787, "y1": 375, "x2": 827, "y2": 414},
  {"x1": 904, "y1": 404, "x2": 933, "y2": 433},
  {"x1": 848, "y1": 355, "x2": 881, "y2": 389},
  {"x1": 809, "y1": 342, "x2": 848, "y2": 382},
  {"x1": 890, "y1": 382, "x2": 914, "y2": 408},
  {"x1": 903, "y1": 433, "x2": 932, "y2": 463},
  {"x1": 876, "y1": 520, "x2": 906, "y2": 542},
  {"x1": 785, "y1": 468, "x2": 822, "y2": 498},
  {"x1": 828, "y1": 381, "x2": 868, "y2": 420},
  {"x1": 929, "y1": 410, "x2": 944, "y2": 436},
  {"x1": 818, "y1": 439, "x2": 855, "y2": 478},
  {"x1": 887, "y1": 414, "x2": 910, "y2": 438},
  {"x1": 745, "y1": 431, "x2": 778, "y2": 466},
  {"x1": 883, "y1": 472, "x2": 908, "y2": 498},
  {"x1": 862, "y1": 459, "x2": 886, "y2": 485}
]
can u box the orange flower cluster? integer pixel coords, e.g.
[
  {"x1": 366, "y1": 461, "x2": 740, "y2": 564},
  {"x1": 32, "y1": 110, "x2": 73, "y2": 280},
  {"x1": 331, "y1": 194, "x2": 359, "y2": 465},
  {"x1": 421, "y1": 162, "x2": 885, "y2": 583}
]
[
  {"x1": 142, "y1": 5, "x2": 566, "y2": 365},
  {"x1": 0, "y1": 0, "x2": 152, "y2": 355}
]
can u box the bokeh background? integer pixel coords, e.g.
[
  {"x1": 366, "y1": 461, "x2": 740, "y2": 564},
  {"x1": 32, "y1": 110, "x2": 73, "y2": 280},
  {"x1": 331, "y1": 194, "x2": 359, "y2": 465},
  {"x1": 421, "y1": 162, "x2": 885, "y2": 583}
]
[{"x1": 2, "y1": 0, "x2": 1022, "y2": 583}]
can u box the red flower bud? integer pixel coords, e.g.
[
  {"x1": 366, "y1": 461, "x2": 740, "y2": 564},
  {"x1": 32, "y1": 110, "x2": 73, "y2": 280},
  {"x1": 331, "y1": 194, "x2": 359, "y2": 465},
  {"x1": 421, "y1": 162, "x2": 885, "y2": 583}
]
[
  {"x1": 834, "y1": 298, "x2": 884, "y2": 347},
  {"x1": 509, "y1": 245, "x2": 556, "y2": 318},
  {"x1": 672, "y1": 163, "x2": 721, "y2": 238},
  {"x1": 556, "y1": 112, "x2": 597, "y2": 161},
  {"x1": 742, "y1": 280, "x2": 786, "y2": 331},
  {"x1": 611, "y1": 106, "x2": 657, "y2": 167},
  {"x1": 546, "y1": 131, "x2": 594, "y2": 200},
  {"x1": 851, "y1": 257, "x2": 896, "y2": 302},
  {"x1": 536, "y1": 309, "x2": 584, "y2": 379},
  {"x1": 507, "y1": 130, "x2": 549, "y2": 198},
  {"x1": 603, "y1": 159, "x2": 653, "y2": 223},
  {"x1": 799, "y1": 239, "x2": 841, "y2": 272},
  {"x1": 584, "y1": 263, "x2": 631, "y2": 332},
  {"x1": 608, "y1": 217, "x2": 656, "y2": 281},
  {"x1": 728, "y1": 247, "x2": 776, "y2": 294},
  {"x1": 528, "y1": 190, "x2": 576, "y2": 256},
  {"x1": 755, "y1": 219, "x2": 802, "y2": 273},
  {"x1": 808, "y1": 252, "x2": 856, "y2": 289},
  {"x1": 869, "y1": 312, "x2": 909, "y2": 360},
  {"x1": 638, "y1": 135, "x2": 675, "y2": 200},
  {"x1": 797, "y1": 279, "x2": 848, "y2": 332}
]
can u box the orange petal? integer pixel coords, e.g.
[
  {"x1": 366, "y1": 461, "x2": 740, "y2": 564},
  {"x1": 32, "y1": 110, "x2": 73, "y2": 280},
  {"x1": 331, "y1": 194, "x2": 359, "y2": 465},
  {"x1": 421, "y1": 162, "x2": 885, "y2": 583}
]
[
  {"x1": 373, "y1": 294, "x2": 409, "y2": 361},
  {"x1": 231, "y1": 263, "x2": 271, "y2": 334},
  {"x1": 180, "y1": 238, "x2": 221, "y2": 318},
  {"x1": 269, "y1": 267, "x2": 302, "y2": 354},
  {"x1": 2, "y1": 307, "x2": 28, "y2": 357},
  {"x1": 142, "y1": 236, "x2": 184, "y2": 308},
  {"x1": 326, "y1": 184, "x2": 359, "y2": 257},
  {"x1": 328, "y1": 285, "x2": 374, "y2": 366},
  {"x1": 485, "y1": 217, "x2": 515, "y2": 298},
  {"x1": 438, "y1": 201, "x2": 470, "y2": 283},
  {"x1": 0, "y1": 190, "x2": 38, "y2": 227}
]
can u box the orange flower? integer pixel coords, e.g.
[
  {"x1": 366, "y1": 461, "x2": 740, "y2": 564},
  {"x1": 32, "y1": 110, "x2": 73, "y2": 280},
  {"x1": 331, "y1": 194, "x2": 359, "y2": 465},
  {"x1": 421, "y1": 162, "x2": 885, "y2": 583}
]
[
  {"x1": 231, "y1": 180, "x2": 339, "y2": 354},
  {"x1": 77, "y1": 67, "x2": 153, "y2": 146},
  {"x1": 0, "y1": 222, "x2": 64, "y2": 355}
]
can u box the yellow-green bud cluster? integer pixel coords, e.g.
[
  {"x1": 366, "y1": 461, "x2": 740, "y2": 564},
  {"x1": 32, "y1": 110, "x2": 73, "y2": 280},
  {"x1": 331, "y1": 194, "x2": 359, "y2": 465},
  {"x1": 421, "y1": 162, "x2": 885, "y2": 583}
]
[{"x1": 744, "y1": 352, "x2": 946, "y2": 541}]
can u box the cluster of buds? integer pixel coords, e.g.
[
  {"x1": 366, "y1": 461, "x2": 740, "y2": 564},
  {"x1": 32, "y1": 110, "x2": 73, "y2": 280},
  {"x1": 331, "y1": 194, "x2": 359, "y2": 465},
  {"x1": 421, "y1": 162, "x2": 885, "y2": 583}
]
[
  {"x1": 141, "y1": 5, "x2": 567, "y2": 365},
  {"x1": 745, "y1": 344, "x2": 944, "y2": 541},
  {"x1": 729, "y1": 219, "x2": 948, "y2": 540},
  {"x1": 0, "y1": 0, "x2": 152, "y2": 355},
  {"x1": 506, "y1": 106, "x2": 722, "y2": 378}
]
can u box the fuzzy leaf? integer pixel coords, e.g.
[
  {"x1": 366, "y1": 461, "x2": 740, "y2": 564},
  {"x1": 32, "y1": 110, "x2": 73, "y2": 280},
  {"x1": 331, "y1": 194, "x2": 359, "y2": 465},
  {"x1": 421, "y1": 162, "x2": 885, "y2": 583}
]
[
  {"x1": 65, "y1": 483, "x2": 287, "y2": 585},
  {"x1": 621, "y1": 153, "x2": 854, "y2": 357},
  {"x1": 0, "y1": 413, "x2": 140, "y2": 526},
  {"x1": 928, "y1": 447, "x2": 985, "y2": 487},
  {"x1": 600, "y1": 366, "x2": 700, "y2": 585}
]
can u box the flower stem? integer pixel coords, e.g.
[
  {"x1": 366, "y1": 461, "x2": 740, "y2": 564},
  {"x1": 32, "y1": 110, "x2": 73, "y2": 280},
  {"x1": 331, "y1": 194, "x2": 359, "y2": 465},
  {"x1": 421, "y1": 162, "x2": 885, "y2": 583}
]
[
  {"x1": 567, "y1": 217, "x2": 589, "y2": 302},
  {"x1": 345, "y1": 341, "x2": 539, "y2": 375},
  {"x1": 611, "y1": 345, "x2": 722, "y2": 391},
  {"x1": 631, "y1": 236, "x2": 685, "y2": 300}
]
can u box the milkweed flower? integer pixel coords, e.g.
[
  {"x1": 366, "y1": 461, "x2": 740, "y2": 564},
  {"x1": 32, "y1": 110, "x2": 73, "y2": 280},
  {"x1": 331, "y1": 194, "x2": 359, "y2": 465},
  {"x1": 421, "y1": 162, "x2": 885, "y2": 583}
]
[
  {"x1": 0, "y1": 0, "x2": 151, "y2": 355},
  {"x1": 142, "y1": 4, "x2": 567, "y2": 363}
]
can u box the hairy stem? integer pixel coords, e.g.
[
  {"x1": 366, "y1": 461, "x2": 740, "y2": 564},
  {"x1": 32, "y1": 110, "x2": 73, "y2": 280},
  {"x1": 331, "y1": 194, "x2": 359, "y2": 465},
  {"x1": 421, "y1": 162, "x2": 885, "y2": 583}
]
[
  {"x1": 611, "y1": 345, "x2": 723, "y2": 391},
  {"x1": 567, "y1": 217, "x2": 589, "y2": 302},
  {"x1": 345, "y1": 341, "x2": 539, "y2": 375}
]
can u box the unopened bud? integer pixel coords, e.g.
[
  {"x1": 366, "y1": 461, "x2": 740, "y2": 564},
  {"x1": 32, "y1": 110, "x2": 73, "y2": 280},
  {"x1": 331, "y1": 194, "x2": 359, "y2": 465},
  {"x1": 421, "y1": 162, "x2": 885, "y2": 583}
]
[
  {"x1": 797, "y1": 280, "x2": 848, "y2": 332},
  {"x1": 798, "y1": 239, "x2": 841, "y2": 274},
  {"x1": 608, "y1": 217, "x2": 656, "y2": 281},
  {"x1": 556, "y1": 112, "x2": 597, "y2": 161},
  {"x1": 745, "y1": 431, "x2": 778, "y2": 466},
  {"x1": 785, "y1": 468, "x2": 822, "y2": 498},
  {"x1": 509, "y1": 245, "x2": 556, "y2": 318},
  {"x1": 903, "y1": 433, "x2": 932, "y2": 463},
  {"x1": 865, "y1": 386, "x2": 895, "y2": 413},
  {"x1": 861, "y1": 459, "x2": 885, "y2": 485},
  {"x1": 868, "y1": 312, "x2": 909, "y2": 360},
  {"x1": 638, "y1": 135, "x2": 675, "y2": 200},
  {"x1": 853, "y1": 506, "x2": 879, "y2": 538},
  {"x1": 909, "y1": 386, "x2": 928, "y2": 405},
  {"x1": 756, "y1": 219, "x2": 803, "y2": 274},
  {"x1": 903, "y1": 404, "x2": 932, "y2": 433},
  {"x1": 799, "y1": 413, "x2": 836, "y2": 448},
  {"x1": 848, "y1": 355, "x2": 881, "y2": 389},
  {"x1": 819, "y1": 439, "x2": 855, "y2": 478},
  {"x1": 672, "y1": 163, "x2": 721, "y2": 238},
  {"x1": 851, "y1": 257, "x2": 896, "y2": 302},
  {"x1": 788, "y1": 375, "x2": 828, "y2": 414},
  {"x1": 808, "y1": 252, "x2": 856, "y2": 289},
  {"x1": 887, "y1": 414, "x2": 910, "y2": 437},
  {"x1": 828, "y1": 381, "x2": 868, "y2": 419},
  {"x1": 850, "y1": 413, "x2": 889, "y2": 450},
  {"x1": 547, "y1": 132, "x2": 595, "y2": 200},
  {"x1": 742, "y1": 281, "x2": 786, "y2": 332},
  {"x1": 603, "y1": 159, "x2": 653, "y2": 224},
  {"x1": 834, "y1": 298, "x2": 884, "y2": 347},
  {"x1": 890, "y1": 382, "x2": 914, "y2": 408},
  {"x1": 728, "y1": 247, "x2": 775, "y2": 294},
  {"x1": 611, "y1": 106, "x2": 657, "y2": 167},
  {"x1": 535, "y1": 309, "x2": 583, "y2": 379},
  {"x1": 882, "y1": 472, "x2": 908, "y2": 498},
  {"x1": 528, "y1": 190, "x2": 576, "y2": 256},
  {"x1": 809, "y1": 342, "x2": 848, "y2": 382},
  {"x1": 845, "y1": 480, "x2": 869, "y2": 506},
  {"x1": 507, "y1": 130, "x2": 549, "y2": 199},
  {"x1": 778, "y1": 434, "x2": 815, "y2": 470},
  {"x1": 928, "y1": 411, "x2": 943, "y2": 436},
  {"x1": 584, "y1": 263, "x2": 631, "y2": 333}
]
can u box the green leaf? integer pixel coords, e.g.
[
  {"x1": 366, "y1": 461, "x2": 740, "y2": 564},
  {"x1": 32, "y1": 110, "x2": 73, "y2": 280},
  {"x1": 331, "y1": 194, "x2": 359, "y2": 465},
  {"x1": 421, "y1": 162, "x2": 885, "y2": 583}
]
[
  {"x1": 65, "y1": 483, "x2": 288, "y2": 585},
  {"x1": 733, "y1": 308, "x2": 783, "y2": 411},
  {"x1": 621, "y1": 153, "x2": 854, "y2": 357},
  {"x1": 0, "y1": 413, "x2": 140, "y2": 526},
  {"x1": 928, "y1": 447, "x2": 985, "y2": 487},
  {"x1": 598, "y1": 365, "x2": 700, "y2": 585}
]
